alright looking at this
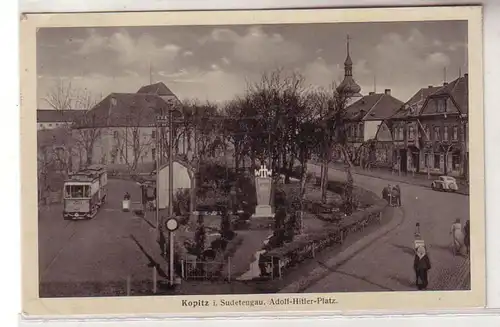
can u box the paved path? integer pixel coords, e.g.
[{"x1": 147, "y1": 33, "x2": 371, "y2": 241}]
[
  {"x1": 301, "y1": 164, "x2": 470, "y2": 292},
  {"x1": 38, "y1": 179, "x2": 163, "y2": 296}
]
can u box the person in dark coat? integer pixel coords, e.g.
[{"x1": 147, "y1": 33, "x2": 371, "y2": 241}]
[
  {"x1": 464, "y1": 220, "x2": 470, "y2": 255},
  {"x1": 414, "y1": 245, "x2": 431, "y2": 290},
  {"x1": 395, "y1": 185, "x2": 402, "y2": 206}
]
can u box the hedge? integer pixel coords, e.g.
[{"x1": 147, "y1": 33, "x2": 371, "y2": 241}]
[{"x1": 261, "y1": 199, "x2": 387, "y2": 276}]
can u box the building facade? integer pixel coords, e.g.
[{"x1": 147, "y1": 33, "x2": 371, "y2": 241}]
[
  {"x1": 37, "y1": 109, "x2": 86, "y2": 130},
  {"x1": 387, "y1": 74, "x2": 468, "y2": 177},
  {"x1": 71, "y1": 82, "x2": 195, "y2": 172}
]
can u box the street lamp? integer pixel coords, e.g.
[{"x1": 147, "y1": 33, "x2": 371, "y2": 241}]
[{"x1": 165, "y1": 216, "x2": 179, "y2": 286}]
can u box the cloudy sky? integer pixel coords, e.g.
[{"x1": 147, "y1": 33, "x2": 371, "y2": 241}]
[{"x1": 37, "y1": 21, "x2": 467, "y2": 108}]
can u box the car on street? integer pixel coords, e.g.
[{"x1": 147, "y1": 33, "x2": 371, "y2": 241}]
[{"x1": 431, "y1": 176, "x2": 459, "y2": 192}]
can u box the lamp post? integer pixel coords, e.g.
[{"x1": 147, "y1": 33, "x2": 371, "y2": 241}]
[
  {"x1": 155, "y1": 115, "x2": 169, "y2": 232},
  {"x1": 165, "y1": 216, "x2": 179, "y2": 286}
]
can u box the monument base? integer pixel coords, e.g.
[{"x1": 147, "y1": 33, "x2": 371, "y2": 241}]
[{"x1": 251, "y1": 205, "x2": 275, "y2": 219}]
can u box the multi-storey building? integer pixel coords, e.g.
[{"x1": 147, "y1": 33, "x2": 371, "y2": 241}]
[
  {"x1": 37, "y1": 109, "x2": 86, "y2": 130},
  {"x1": 71, "y1": 82, "x2": 194, "y2": 172},
  {"x1": 388, "y1": 74, "x2": 468, "y2": 177},
  {"x1": 336, "y1": 36, "x2": 404, "y2": 167}
]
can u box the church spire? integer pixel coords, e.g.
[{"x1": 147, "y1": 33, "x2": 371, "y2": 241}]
[
  {"x1": 344, "y1": 34, "x2": 353, "y2": 76},
  {"x1": 337, "y1": 33, "x2": 361, "y2": 97}
]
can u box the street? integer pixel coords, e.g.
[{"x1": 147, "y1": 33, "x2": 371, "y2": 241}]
[
  {"x1": 304, "y1": 163, "x2": 471, "y2": 292},
  {"x1": 38, "y1": 179, "x2": 162, "y2": 296},
  {"x1": 37, "y1": 166, "x2": 471, "y2": 296}
]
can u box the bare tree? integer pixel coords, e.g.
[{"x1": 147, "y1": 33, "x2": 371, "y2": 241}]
[
  {"x1": 71, "y1": 96, "x2": 102, "y2": 169},
  {"x1": 112, "y1": 108, "x2": 156, "y2": 172}
]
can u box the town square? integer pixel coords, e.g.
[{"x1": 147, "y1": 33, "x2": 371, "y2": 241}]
[{"x1": 35, "y1": 20, "x2": 470, "y2": 297}]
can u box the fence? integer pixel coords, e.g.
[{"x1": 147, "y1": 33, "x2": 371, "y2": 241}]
[{"x1": 180, "y1": 258, "x2": 232, "y2": 281}]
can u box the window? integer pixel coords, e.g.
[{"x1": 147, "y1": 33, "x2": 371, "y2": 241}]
[
  {"x1": 152, "y1": 130, "x2": 156, "y2": 139},
  {"x1": 352, "y1": 125, "x2": 357, "y2": 138},
  {"x1": 437, "y1": 99, "x2": 446, "y2": 113},
  {"x1": 152, "y1": 148, "x2": 156, "y2": 161},
  {"x1": 64, "y1": 184, "x2": 91, "y2": 198},
  {"x1": 453, "y1": 126, "x2": 458, "y2": 140},
  {"x1": 452, "y1": 154, "x2": 460, "y2": 170},
  {"x1": 433, "y1": 126, "x2": 441, "y2": 141},
  {"x1": 48, "y1": 123, "x2": 52, "y2": 127},
  {"x1": 358, "y1": 124, "x2": 363, "y2": 138},
  {"x1": 113, "y1": 131, "x2": 119, "y2": 139},
  {"x1": 408, "y1": 126, "x2": 415, "y2": 140},
  {"x1": 444, "y1": 126, "x2": 449, "y2": 141},
  {"x1": 424, "y1": 153, "x2": 429, "y2": 167},
  {"x1": 434, "y1": 154, "x2": 441, "y2": 169}
]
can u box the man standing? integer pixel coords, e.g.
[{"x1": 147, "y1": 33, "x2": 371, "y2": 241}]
[
  {"x1": 414, "y1": 245, "x2": 431, "y2": 290},
  {"x1": 464, "y1": 219, "x2": 470, "y2": 255}
]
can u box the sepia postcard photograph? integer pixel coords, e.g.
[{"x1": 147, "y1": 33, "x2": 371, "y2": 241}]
[{"x1": 20, "y1": 6, "x2": 485, "y2": 316}]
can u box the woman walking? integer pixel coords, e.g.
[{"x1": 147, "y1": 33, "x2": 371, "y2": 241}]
[{"x1": 450, "y1": 218, "x2": 465, "y2": 256}]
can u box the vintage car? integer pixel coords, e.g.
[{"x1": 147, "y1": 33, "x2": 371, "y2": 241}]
[{"x1": 431, "y1": 176, "x2": 459, "y2": 192}]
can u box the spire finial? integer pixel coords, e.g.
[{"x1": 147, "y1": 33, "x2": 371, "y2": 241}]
[{"x1": 347, "y1": 34, "x2": 351, "y2": 56}]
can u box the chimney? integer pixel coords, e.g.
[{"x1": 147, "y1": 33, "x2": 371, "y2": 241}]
[
  {"x1": 369, "y1": 91, "x2": 375, "y2": 95},
  {"x1": 384, "y1": 89, "x2": 391, "y2": 95},
  {"x1": 464, "y1": 73, "x2": 468, "y2": 78}
]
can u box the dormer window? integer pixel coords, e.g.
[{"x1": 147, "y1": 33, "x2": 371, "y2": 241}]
[{"x1": 437, "y1": 99, "x2": 447, "y2": 113}]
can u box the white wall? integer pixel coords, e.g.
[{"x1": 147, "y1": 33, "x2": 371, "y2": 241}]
[
  {"x1": 157, "y1": 161, "x2": 192, "y2": 209},
  {"x1": 363, "y1": 120, "x2": 381, "y2": 141}
]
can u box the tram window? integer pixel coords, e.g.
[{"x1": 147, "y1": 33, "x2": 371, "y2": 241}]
[{"x1": 65, "y1": 185, "x2": 91, "y2": 198}]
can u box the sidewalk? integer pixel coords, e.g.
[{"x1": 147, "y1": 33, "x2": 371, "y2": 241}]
[
  {"x1": 329, "y1": 163, "x2": 469, "y2": 196},
  {"x1": 279, "y1": 206, "x2": 404, "y2": 293}
]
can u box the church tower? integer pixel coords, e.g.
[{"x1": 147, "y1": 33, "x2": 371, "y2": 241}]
[{"x1": 336, "y1": 35, "x2": 363, "y2": 106}]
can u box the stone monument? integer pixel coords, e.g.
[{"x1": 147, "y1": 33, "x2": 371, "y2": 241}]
[{"x1": 252, "y1": 164, "x2": 275, "y2": 219}]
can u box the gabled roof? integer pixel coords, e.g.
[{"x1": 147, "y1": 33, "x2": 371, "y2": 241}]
[
  {"x1": 137, "y1": 82, "x2": 176, "y2": 97},
  {"x1": 346, "y1": 93, "x2": 404, "y2": 121},
  {"x1": 390, "y1": 85, "x2": 441, "y2": 119},
  {"x1": 424, "y1": 75, "x2": 468, "y2": 115},
  {"x1": 75, "y1": 93, "x2": 168, "y2": 128},
  {"x1": 37, "y1": 109, "x2": 87, "y2": 123}
]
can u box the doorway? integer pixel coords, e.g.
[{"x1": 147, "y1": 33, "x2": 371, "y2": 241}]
[{"x1": 399, "y1": 149, "x2": 408, "y2": 173}]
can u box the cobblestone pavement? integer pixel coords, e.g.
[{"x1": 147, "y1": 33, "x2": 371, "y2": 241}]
[
  {"x1": 303, "y1": 164, "x2": 471, "y2": 293},
  {"x1": 38, "y1": 179, "x2": 163, "y2": 296}
]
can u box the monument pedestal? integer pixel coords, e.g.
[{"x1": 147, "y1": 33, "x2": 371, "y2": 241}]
[{"x1": 252, "y1": 205, "x2": 275, "y2": 219}]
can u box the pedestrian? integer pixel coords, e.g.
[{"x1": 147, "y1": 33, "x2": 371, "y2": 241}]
[
  {"x1": 157, "y1": 224, "x2": 166, "y2": 258},
  {"x1": 463, "y1": 219, "x2": 470, "y2": 255},
  {"x1": 395, "y1": 184, "x2": 402, "y2": 207},
  {"x1": 382, "y1": 184, "x2": 393, "y2": 206},
  {"x1": 450, "y1": 218, "x2": 465, "y2": 256},
  {"x1": 414, "y1": 245, "x2": 431, "y2": 290},
  {"x1": 124, "y1": 192, "x2": 131, "y2": 200}
]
